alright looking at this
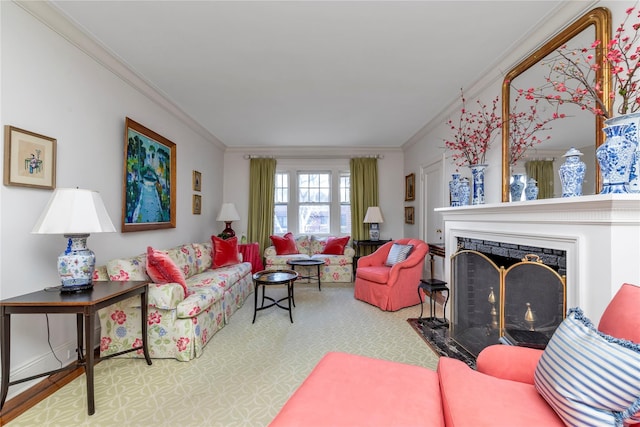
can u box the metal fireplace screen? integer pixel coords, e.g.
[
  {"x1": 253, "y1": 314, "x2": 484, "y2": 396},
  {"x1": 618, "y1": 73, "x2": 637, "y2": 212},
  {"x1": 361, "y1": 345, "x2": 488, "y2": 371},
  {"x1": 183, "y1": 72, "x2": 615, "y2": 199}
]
[{"x1": 450, "y1": 250, "x2": 566, "y2": 357}]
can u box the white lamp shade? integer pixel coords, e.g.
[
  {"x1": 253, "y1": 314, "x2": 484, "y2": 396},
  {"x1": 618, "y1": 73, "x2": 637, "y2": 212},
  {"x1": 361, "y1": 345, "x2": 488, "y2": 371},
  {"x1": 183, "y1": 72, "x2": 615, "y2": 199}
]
[
  {"x1": 363, "y1": 206, "x2": 384, "y2": 223},
  {"x1": 32, "y1": 188, "x2": 116, "y2": 234},
  {"x1": 216, "y1": 203, "x2": 240, "y2": 222}
]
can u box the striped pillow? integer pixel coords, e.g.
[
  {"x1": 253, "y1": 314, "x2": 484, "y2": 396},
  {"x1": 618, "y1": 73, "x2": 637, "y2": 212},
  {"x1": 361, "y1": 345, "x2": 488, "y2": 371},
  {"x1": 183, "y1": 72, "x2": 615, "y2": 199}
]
[
  {"x1": 385, "y1": 243, "x2": 413, "y2": 266},
  {"x1": 534, "y1": 308, "x2": 640, "y2": 426}
]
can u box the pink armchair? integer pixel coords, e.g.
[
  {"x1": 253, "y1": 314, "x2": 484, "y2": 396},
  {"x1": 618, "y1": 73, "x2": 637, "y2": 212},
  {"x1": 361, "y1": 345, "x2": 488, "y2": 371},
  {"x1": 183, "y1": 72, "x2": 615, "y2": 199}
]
[{"x1": 354, "y1": 238, "x2": 428, "y2": 311}]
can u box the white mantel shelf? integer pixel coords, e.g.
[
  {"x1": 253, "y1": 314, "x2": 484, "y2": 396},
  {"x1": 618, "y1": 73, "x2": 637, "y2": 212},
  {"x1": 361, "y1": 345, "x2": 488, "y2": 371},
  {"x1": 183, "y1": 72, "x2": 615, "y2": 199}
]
[
  {"x1": 435, "y1": 193, "x2": 640, "y2": 323},
  {"x1": 435, "y1": 194, "x2": 640, "y2": 224}
]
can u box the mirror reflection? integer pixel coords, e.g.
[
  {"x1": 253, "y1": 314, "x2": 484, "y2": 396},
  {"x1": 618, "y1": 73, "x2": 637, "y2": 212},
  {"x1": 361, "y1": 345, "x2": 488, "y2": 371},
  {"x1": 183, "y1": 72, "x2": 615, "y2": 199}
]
[{"x1": 501, "y1": 8, "x2": 611, "y2": 201}]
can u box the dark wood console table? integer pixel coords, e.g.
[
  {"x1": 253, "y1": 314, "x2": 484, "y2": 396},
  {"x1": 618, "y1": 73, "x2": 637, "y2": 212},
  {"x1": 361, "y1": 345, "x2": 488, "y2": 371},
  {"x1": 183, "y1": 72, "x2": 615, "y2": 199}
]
[
  {"x1": 352, "y1": 239, "x2": 392, "y2": 275},
  {"x1": 0, "y1": 280, "x2": 152, "y2": 416}
]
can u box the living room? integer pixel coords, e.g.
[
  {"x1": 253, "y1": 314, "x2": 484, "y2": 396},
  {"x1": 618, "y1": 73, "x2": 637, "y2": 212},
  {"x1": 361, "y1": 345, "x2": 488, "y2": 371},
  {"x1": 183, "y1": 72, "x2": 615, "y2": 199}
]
[{"x1": 2, "y1": 0, "x2": 640, "y2": 425}]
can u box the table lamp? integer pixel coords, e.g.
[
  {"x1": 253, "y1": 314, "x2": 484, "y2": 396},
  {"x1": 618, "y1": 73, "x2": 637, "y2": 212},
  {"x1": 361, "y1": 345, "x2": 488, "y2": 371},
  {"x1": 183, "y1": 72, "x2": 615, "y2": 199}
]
[
  {"x1": 363, "y1": 206, "x2": 384, "y2": 241},
  {"x1": 217, "y1": 203, "x2": 240, "y2": 238},
  {"x1": 32, "y1": 188, "x2": 116, "y2": 292}
]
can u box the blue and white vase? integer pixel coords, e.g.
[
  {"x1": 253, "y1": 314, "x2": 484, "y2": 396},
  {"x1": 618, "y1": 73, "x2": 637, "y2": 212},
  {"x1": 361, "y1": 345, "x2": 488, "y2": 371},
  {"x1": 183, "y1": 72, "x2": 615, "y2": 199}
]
[
  {"x1": 459, "y1": 177, "x2": 471, "y2": 206},
  {"x1": 469, "y1": 164, "x2": 487, "y2": 205},
  {"x1": 559, "y1": 147, "x2": 586, "y2": 198},
  {"x1": 449, "y1": 173, "x2": 462, "y2": 207},
  {"x1": 525, "y1": 178, "x2": 539, "y2": 200},
  {"x1": 599, "y1": 114, "x2": 640, "y2": 194},
  {"x1": 510, "y1": 174, "x2": 525, "y2": 202}
]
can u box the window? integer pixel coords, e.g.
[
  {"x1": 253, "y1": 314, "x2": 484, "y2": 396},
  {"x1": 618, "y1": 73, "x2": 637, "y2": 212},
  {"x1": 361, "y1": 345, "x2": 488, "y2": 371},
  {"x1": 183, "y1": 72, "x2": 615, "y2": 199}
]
[
  {"x1": 274, "y1": 172, "x2": 289, "y2": 234},
  {"x1": 273, "y1": 161, "x2": 350, "y2": 236}
]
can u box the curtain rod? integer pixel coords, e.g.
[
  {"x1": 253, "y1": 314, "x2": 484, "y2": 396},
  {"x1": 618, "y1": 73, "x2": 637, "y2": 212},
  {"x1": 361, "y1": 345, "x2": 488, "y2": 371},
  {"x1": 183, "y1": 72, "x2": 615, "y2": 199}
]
[{"x1": 243, "y1": 154, "x2": 384, "y2": 160}]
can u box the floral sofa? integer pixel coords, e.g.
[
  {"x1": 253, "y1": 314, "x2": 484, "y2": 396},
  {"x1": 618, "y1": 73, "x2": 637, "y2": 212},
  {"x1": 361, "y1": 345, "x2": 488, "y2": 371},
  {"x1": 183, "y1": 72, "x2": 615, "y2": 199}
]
[
  {"x1": 264, "y1": 235, "x2": 354, "y2": 282},
  {"x1": 94, "y1": 241, "x2": 253, "y2": 361}
]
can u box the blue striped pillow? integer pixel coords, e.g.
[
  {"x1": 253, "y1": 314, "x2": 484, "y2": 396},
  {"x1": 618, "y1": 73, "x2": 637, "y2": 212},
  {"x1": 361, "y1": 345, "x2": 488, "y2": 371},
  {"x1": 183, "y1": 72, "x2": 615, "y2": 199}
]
[
  {"x1": 534, "y1": 308, "x2": 640, "y2": 426},
  {"x1": 385, "y1": 243, "x2": 413, "y2": 266}
]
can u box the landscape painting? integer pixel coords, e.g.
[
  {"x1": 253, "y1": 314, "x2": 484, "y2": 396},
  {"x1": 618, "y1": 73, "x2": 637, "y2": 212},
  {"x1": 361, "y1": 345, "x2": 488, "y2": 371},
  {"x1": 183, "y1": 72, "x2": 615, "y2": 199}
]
[{"x1": 122, "y1": 117, "x2": 176, "y2": 232}]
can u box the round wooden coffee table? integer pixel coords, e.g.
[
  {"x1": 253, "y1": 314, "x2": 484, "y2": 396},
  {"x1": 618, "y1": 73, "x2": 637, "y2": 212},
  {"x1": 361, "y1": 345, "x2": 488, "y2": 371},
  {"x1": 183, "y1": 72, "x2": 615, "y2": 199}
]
[
  {"x1": 252, "y1": 269, "x2": 298, "y2": 323},
  {"x1": 287, "y1": 259, "x2": 325, "y2": 291}
]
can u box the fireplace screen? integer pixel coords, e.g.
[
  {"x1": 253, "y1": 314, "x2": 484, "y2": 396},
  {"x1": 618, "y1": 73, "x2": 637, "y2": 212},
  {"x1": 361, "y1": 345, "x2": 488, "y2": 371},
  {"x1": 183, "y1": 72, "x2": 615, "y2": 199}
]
[{"x1": 451, "y1": 250, "x2": 566, "y2": 357}]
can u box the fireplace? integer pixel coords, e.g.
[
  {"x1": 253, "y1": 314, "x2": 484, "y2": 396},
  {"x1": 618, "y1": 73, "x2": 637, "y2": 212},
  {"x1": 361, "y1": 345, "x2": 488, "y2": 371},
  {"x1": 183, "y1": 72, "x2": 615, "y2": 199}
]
[
  {"x1": 436, "y1": 194, "x2": 640, "y2": 344},
  {"x1": 449, "y1": 241, "x2": 566, "y2": 357}
]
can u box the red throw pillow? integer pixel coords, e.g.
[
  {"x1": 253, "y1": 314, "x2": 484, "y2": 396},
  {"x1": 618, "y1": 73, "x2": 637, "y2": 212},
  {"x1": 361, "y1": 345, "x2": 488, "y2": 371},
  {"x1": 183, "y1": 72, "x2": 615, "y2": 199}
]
[
  {"x1": 322, "y1": 236, "x2": 350, "y2": 255},
  {"x1": 212, "y1": 235, "x2": 240, "y2": 268},
  {"x1": 146, "y1": 247, "x2": 188, "y2": 298},
  {"x1": 270, "y1": 232, "x2": 299, "y2": 255}
]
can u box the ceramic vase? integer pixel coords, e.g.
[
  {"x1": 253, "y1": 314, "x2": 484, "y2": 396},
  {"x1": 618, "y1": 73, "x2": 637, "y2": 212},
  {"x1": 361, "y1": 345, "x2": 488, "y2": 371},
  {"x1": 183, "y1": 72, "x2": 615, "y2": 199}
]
[
  {"x1": 598, "y1": 114, "x2": 639, "y2": 194},
  {"x1": 525, "y1": 178, "x2": 539, "y2": 200},
  {"x1": 559, "y1": 147, "x2": 586, "y2": 198},
  {"x1": 510, "y1": 174, "x2": 525, "y2": 202},
  {"x1": 459, "y1": 177, "x2": 471, "y2": 206},
  {"x1": 469, "y1": 164, "x2": 487, "y2": 205},
  {"x1": 449, "y1": 173, "x2": 462, "y2": 207}
]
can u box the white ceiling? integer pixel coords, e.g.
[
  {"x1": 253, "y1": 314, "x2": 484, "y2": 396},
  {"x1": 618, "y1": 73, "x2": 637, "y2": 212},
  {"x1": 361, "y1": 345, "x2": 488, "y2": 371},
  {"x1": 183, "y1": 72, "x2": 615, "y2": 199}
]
[{"x1": 49, "y1": 0, "x2": 569, "y2": 149}]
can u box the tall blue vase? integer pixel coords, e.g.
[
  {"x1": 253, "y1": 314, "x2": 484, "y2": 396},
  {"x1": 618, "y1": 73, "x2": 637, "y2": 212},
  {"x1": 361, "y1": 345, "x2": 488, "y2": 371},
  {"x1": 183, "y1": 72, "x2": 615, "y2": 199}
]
[
  {"x1": 449, "y1": 173, "x2": 462, "y2": 207},
  {"x1": 510, "y1": 174, "x2": 525, "y2": 202},
  {"x1": 525, "y1": 178, "x2": 539, "y2": 200},
  {"x1": 559, "y1": 147, "x2": 586, "y2": 198},
  {"x1": 469, "y1": 164, "x2": 487, "y2": 205},
  {"x1": 459, "y1": 177, "x2": 471, "y2": 206},
  {"x1": 599, "y1": 115, "x2": 639, "y2": 194}
]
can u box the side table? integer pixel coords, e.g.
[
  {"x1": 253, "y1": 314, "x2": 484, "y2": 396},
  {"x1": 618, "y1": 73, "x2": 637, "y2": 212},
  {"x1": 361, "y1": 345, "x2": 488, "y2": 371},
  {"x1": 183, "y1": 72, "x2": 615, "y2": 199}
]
[
  {"x1": 352, "y1": 239, "x2": 392, "y2": 275},
  {"x1": 252, "y1": 270, "x2": 299, "y2": 323},
  {"x1": 417, "y1": 278, "x2": 449, "y2": 328},
  {"x1": 0, "y1": 281, "x2": 152, "y2": 416}
]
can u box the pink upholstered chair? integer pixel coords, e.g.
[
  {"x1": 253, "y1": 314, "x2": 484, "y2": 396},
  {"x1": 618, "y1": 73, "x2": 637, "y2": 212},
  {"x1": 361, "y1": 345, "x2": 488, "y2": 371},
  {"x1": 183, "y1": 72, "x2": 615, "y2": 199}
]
[{"x1": 354, "y1": 238, "x2": 428, "y2": 311}]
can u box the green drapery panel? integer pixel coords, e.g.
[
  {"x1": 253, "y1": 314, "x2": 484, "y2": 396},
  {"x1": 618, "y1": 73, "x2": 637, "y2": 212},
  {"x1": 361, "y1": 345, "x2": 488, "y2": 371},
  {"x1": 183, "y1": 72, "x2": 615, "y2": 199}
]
[
  {"x1": 525, "y1": 160, "x2": 554, "y2": 199},
  {"x1": 350, "y1": 158, "x2": 379, "y2": 240},
  {"x1": 247, "y1": 158, "x2": 276, "y2": 255}
]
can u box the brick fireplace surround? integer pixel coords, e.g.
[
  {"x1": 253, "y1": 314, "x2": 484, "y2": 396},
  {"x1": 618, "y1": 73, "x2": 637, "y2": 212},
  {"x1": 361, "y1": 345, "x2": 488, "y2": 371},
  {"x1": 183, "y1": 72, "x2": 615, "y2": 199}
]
[{"x1": 436, "y1": 194, "x2": 640, "y2": 324}]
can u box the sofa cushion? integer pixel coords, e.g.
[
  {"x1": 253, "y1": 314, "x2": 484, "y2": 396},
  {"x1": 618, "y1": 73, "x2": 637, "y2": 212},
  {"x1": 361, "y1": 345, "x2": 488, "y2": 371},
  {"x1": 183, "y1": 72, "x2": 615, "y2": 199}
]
[
  {"x1": 106, "y1": 253, "x2": 149, "y2": 281},
  {"x1": 321, "y1": 236, "x2": 350, "y2": 255},
  {"x1": 212, "y1": 235, "x2": 240, "y2": 268},
  {"x1": 534, "y1": 307, "x2": 640, "y2": 426},
  {"x1": 355, "y1": 266, "x2": 390, "y2": 284},
  {"x1": 192, "y1": 242, "x2": 213, "y2": 274},
  {"x1": 270, "y1": 352, "x2": 444, "y2": 427},
  {"x1": 146, "y1": 246, "x2": 188, "y2": 298},
  {"x1": 270, "y1": 232, "x2": 299, "y2": 255},
  {"x1": 165, "y1": 244, "x2": 198, "y2": 279},
  {"x1": 438, "y1": 357, "x2": 563, "y2": 426},
  {"x1": 385, "y1": 243, "x2": 413, "y2": 266}
]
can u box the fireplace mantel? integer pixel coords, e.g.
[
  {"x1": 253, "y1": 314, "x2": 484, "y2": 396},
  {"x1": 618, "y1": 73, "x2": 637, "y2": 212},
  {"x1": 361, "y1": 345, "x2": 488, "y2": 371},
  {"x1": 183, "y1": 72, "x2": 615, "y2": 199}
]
[{"x1": 435, "y1": 194, "x2": 640, "y2": 323}]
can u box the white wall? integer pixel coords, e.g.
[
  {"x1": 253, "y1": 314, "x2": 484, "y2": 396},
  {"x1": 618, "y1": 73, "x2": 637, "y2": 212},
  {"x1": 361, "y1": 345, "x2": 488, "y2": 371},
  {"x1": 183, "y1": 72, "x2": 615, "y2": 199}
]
[{"x1": 0, "y1": 2, "x2": 225, "y2": 398}]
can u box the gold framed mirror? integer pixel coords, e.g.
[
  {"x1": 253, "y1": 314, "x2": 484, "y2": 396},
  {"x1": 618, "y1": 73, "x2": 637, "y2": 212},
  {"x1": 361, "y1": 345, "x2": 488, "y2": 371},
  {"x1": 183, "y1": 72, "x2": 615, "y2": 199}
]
[{"x1": 501, "y1": 7, "x2": 612, "y2": 201}]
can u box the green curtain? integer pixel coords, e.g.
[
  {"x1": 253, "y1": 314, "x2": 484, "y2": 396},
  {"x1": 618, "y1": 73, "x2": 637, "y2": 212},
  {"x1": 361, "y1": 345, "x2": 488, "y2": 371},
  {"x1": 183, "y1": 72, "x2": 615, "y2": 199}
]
[
  {"x1": 247, "y1": 158, "x2": 276, "y2": 254},
  {"x1": 525, "y1": 160, "x2": 554, "y2": 199},
  {"x1": 350, "y1": 158, "x2": 379, "y2": 240}
]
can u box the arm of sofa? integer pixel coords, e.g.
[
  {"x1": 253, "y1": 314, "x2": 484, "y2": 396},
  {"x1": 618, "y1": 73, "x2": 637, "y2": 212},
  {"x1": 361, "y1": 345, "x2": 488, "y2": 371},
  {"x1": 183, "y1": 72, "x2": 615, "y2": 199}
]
[{"x1": 475, "y1": 344, "x2": 544, "y2": 385}]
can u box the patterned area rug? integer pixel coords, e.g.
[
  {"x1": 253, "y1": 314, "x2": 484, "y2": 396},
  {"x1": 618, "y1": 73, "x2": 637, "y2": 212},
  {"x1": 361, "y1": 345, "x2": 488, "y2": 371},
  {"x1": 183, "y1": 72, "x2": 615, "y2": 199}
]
[{"x1": 407, "y1": 318, "x2": 476, "y2": 369}]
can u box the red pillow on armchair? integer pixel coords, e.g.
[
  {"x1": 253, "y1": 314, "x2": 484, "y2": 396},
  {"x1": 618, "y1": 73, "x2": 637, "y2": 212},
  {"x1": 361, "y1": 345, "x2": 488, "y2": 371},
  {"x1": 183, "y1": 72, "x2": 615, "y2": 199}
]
[
  {"x1": 211, "y1": 235, "x2": 240, "y2": 268},
  {"x1": 270, "y1": 232, "x2": 299, "y2": 255}
]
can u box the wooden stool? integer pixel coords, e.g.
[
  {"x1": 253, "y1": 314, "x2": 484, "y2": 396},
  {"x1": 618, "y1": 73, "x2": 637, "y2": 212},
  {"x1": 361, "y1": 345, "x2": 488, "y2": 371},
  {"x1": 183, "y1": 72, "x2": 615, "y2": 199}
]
[{"x1": 417, "y1": 278, "x2": 449, "y2": 328}]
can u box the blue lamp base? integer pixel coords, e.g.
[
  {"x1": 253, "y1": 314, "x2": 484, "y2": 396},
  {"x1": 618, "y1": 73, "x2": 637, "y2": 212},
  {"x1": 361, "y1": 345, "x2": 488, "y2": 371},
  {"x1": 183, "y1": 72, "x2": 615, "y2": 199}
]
[
  {"x1": 369, "y1": 223, "x2": 380, "y2": 241},
  {"x1": 58, "y1": 234, "x2": 95, "y2": 292}
]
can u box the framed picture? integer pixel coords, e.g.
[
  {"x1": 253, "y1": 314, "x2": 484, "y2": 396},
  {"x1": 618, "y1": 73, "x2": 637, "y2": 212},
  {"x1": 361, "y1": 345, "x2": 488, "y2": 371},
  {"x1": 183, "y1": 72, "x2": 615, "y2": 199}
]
[
  {"x1": 122, "y1": 117, "x2": 177, "y2": 232},
  {"x1": 193, "y1": 170, "x2": 202, "y2": 192},
  {"x1": 3, "y1": 126, "x2": 56, "y2": 190},
  {"x1": 405, "y1": 173, "x2": 415, "y2": 201},
  {"x1": 193, "y1": 194, "x2": 201, "y2": 215},
  {"x1": 404, "y1": 206, "x2": 415, "y2": 224}
]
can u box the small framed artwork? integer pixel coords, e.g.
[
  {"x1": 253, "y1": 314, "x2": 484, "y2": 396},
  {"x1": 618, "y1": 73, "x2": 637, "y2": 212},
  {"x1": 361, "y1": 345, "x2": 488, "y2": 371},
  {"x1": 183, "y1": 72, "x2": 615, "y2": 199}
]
[
  {"x1": 405, "y1": 173, "x2": 415, "y2": 201},
  {"x1": 122, "y1": 117, "x2": 177, "y2": 232},
  {"x1": 193, "y1": 170, "x2": 201, "y2": 192},
  {"x1": 3, "y1": 126, "x2": 56, "y2": 190},
  {"x1": 193, "y1": 194, "x2": 202, "y2": 215},
  {"x1": 404, "y1": 206, "x2": 415, "y2": 224}
]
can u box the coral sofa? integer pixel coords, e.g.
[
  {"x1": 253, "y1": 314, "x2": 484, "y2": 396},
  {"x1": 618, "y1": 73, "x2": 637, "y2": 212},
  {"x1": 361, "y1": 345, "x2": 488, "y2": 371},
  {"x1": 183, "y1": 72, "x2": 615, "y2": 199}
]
[
  {"x1": 95, "y1": 241, "x2": 253, "y2": 361},
  {"x1": 264, "y1": 234, "x2": 354, "y2": 282},
  {"x1": 354, "y1": 238, "x2": 428, "y2": 311},
  {"x1": 271, "y1": 283, "x2": 640, "y2": 426}
]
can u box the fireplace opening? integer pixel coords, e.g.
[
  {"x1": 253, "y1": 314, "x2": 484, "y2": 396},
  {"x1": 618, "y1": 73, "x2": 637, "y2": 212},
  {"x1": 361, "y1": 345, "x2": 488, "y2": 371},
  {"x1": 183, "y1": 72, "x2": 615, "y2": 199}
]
[{"x1": 450, "y1": 239, "x2": 567, "y2": 357}]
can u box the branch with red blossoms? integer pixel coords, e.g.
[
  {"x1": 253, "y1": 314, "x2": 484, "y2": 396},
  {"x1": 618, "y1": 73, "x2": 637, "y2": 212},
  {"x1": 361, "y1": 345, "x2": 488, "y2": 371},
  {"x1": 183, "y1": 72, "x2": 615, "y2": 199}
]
[{"x1": 444, "y1": 89, "x2": 502, "y2": 168}]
